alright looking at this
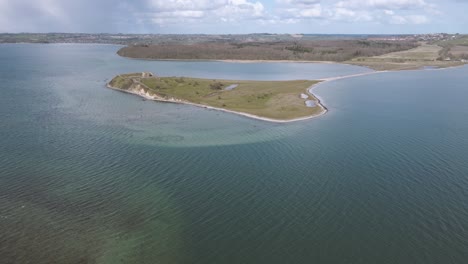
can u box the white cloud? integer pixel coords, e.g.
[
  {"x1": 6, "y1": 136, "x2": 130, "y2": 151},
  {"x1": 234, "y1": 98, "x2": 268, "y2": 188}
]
[
  {"x1": 407, "y1": 14, "x2": 429, "y2": 24},
  {"x1": 220, "y1": 0, "x2": 265, "y2": 18},
  {"x1": 277, "y1": 0, "x2": 321, "y2": 6},
  {"x1": 145, "y1": 0, "x2": 266, "y2": 25},
  {"x1": 279, "y1": 5, "x2": 323, "y2": 19},
  {"x1": 336, "y1": 0, "x2": 428, "y2": 10},
  {"x1": 332, "y1": 8, "x2": 373, "y2": 21},
  {"x1": 325, "y1": 0, "x2": 437, "y2": 25},
  {"x1": 147, "y1": 0, "x2": 226, "y2": 12},
  {"x1": 299, "y1": 7, "x2": 323, "y2": 17},
  {"x1": 390, "y1": 15, "x2": 407, "y2": 24},
  {"x1": 276, "y1": 0, "x2": 324, "y2": 20},
  {"x1": 0, "y1": 0, "x2": 453, "y2": 34},
  {"x1": 389, "y1": 14, "x2": 429, "y2": 24},
  {"x1": 155, "y1": 10, "x2": 205, "y2": 19}
]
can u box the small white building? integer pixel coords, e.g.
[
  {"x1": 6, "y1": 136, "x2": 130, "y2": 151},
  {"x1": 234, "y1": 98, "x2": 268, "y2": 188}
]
[{"x1": 141, "y1": 72, "x2": 154, "y2": 78}]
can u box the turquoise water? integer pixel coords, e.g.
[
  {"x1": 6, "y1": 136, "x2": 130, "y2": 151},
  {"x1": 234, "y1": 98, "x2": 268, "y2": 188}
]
[{"x1": 1, "y1": 44, "x2": 468, "y2": 263}]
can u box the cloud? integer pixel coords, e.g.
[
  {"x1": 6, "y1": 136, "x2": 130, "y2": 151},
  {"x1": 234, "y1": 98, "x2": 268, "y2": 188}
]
[
  {"x1": 0, "y1": 0, "x2": 270, "y2": 32},
  {"x1": 0, "y1": 0, "x2": 69, "y2": 32},
  {"x1": 328, "y1": 0, "x2": 437, "y2": 25},
  {"x1": 389, "y1": 14, "x2": 429, "y2": 24},
  {"x1": 0, "y1": 0, "x2": 458, "y2": 33},
  {"x1": 276, "y1": 0, "x2": 324, "y2": 19},
  {"x1": 144, "y1": 0, "x2": 266, "y2": 25},
  {"x1": 277, "y1": 0, "x2": 321, "y2": 6},
  {"x1": 332, "y1": 8, "x2": 373, "y2": 21},
  {"x1": 219, "y1": 0, "x2": 266, "y2": 19},
  {"x1": 147, "y1": 0, "x2": 227, "y2": 12},
  {"x1": 271, "y1": 0, "x2": 437, "y2": 26},
  {"x1": 279, "y1": 6, "x2": 323, "y2": 19},
  {"x1": 0, "y1": 0, "x2": 135, "y2": 32},
  {"x1": 335, "y1": 0, "x2": 428, "y2": 10}
]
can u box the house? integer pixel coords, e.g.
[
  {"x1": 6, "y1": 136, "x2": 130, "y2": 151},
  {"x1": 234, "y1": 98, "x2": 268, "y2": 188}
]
[{"x1": 141, "y1": 72, "x2": 154, "y2": 78}]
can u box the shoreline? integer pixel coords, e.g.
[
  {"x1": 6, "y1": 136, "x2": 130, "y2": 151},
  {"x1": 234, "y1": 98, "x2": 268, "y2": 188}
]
[
  {"x1": 106, "y1": 82, "x2": 327, "y2": 123},
  {"x1": 118, "y1": 54, "x2": 466, "y2": 70},
  {"x1": 118, "y1": 54, "x2": 342, "y2": 65},
  {"x1": 107, "y1": 64, "x2": 466, "y2": 123}
]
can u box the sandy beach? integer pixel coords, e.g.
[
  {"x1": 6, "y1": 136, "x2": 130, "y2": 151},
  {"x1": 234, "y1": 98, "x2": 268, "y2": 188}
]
[
  {"x1": 119, "y1": 56, "x2": 341, "y2": 65},
  {"x1": 107, "y1": 82, "x2": 327, "y2": 123}
]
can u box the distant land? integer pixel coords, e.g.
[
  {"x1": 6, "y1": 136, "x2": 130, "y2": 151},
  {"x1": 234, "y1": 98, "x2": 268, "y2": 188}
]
[
  {"x1": 0, "y1": 33, "x2": 440, "y2": 45},
  {"x1": 116, "y1": 33, "x2": 468, "y2": 71},
  {"x1": 2, "y1": 33, "x2": 466, "y2": 70}
]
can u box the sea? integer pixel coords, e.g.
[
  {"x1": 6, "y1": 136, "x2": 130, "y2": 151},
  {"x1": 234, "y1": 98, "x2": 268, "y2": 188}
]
[{"x1": 1, "y1": 44, "x2": 467, "y2": 264}]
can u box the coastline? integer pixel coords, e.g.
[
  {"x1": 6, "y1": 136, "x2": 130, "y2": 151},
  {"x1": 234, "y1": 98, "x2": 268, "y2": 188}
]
[
  {"x1": 107, "y1": 64, "x2": 466, "y2": 123},
  {"x1": 217, "y1": 59, "x2": 339, "y2": 64},
  {"x1": 106, "y1": 82, "x2": 327, "y2": 123},
  {"x1": 118, "y1": 53, "x2": 466, "y2": 70},
  {"x1": 117, "y1": 54, "x2": 341, "y2": 65}
]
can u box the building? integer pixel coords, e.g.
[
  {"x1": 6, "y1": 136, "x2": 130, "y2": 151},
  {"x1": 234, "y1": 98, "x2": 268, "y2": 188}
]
[{"x1": 141, "y1": 72, "x2": 154, "y2": 78}]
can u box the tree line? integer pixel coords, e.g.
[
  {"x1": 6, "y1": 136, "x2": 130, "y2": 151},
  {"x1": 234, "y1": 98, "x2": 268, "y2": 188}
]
[{"x1": 118, "y1": 40, "x2": 418, "y2": 62}]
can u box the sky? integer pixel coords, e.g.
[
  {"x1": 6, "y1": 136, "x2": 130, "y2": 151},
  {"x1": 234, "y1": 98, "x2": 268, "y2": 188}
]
[{"x1": 0, "y1": 0, "x2": 467, "y2": 34}]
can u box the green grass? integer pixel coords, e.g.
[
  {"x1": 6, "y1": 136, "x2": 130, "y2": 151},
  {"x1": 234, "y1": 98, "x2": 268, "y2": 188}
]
[
  {"x1": 346, "y1": 43, "x2": 464, "y2": 70},
  {"x1": 372, "y1": 44, "x2": 441, "y2": 60},
  {"x1": 108, "y1": 75, "x2": 133, "y2": 90},
  {"x1": 437, "y1": 35, "x2": 468, "y2": 47},
  {"x1": 109, "y1": 73, "x2": 322, "y2": 120}
]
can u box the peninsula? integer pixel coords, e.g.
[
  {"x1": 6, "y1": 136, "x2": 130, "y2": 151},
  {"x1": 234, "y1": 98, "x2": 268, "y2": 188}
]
[
  {"x1": 108, "y1": 72, "x2": 325, "y2": 122},
  {"x1": 106, "y1": 33, "x2": 468, "y2": 122}
]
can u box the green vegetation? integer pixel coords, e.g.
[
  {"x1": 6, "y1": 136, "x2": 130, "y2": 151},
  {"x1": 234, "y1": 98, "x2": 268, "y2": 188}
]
[
  {"x1": 117, "y1": 40, "x2": 417, "y2": 62},
  {"x1": 436, "y1": 35, "x2": 468, "y2": 47},
  {"x1": 108, "y1": 74, "x2": 135, "y2": 90},
  {"x1": 118, "y1": 39, "x2": 467, "y2": 71},
  {"x1": 108, "y1": 73, "x2": 323, "y2": 121},
  {"x1": 347, "y1": 44, "x2": 465, "y2": 70},
  {"x1": 4, "y1": 33, "x2": 465, "y2": 70},
  {"x1": 434, "y1": 35, "x2": 468, "y2": 61}
]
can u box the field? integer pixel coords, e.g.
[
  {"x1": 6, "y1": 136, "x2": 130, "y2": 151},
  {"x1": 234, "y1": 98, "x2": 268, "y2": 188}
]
[
  {"x1": 109, "y1": 73, "x2": 322, "y2": 120},
  {"x1": 450, "y1": 46, "x2": 468, "y2": 56},
  {"x1": 436, "y1": 35, "x2": 468, "y2": 47},
  {"x1": 347, "y1": 44, "x2": 464, "y2": 70}
]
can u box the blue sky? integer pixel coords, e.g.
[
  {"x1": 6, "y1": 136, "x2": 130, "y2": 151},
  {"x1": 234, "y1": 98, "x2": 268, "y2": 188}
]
[{"x1": 0, "y1": 0, "x2": 467, "y2": 34}]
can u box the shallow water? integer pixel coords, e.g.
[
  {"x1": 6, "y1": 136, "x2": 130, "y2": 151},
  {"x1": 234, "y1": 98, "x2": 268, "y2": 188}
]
[
  {"x1": 305, "y1": 100, "x2": 316, "y2": 107},
  {"x1": 224, "y1": 84, "x2": 239, "y2": 91},
  {"x1": 1, "y1": 44, "x2": 468, "y2": 264}
]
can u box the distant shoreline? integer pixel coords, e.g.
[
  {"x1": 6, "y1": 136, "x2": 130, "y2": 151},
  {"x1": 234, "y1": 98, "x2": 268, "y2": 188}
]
[
  {"x1": 117, "y1": 41, "x2": 467, "y2": 71},
  {"x1": 118, "y1": 55, "x2": 341, "y2": 65},
  {"x1": 118, "y1": 55, "x2": 465, "y2": 71}
]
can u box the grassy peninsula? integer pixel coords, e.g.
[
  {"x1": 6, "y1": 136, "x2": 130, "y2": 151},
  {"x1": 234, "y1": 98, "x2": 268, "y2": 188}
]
[{"x1": 108, "y1": 73, "x2": 324, "y2": 122}]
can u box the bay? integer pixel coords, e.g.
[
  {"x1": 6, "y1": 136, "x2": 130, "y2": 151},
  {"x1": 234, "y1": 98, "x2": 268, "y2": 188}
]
[{"x1": 1, "y1": 44, "x2": 467, "y2": 264}]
